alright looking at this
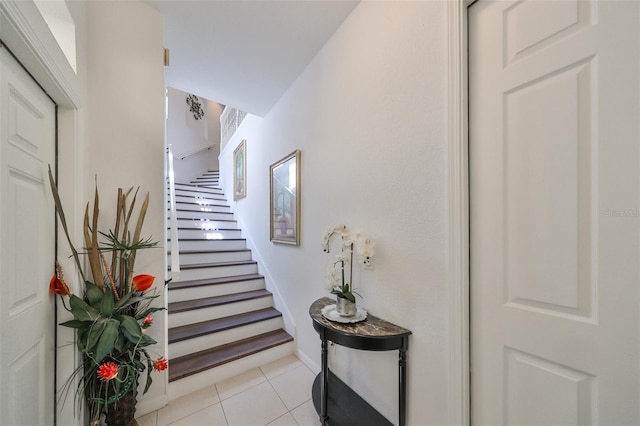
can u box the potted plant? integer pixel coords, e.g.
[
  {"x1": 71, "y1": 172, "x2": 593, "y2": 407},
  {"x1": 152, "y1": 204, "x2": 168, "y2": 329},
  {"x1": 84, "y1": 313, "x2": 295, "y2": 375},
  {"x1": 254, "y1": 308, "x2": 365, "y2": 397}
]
[
  {"x1": 322, "y1": 224, "x2": 375, "y2": 316},
  {"x1": 48, "y1": 167, "x2": 167, "y2": 426}
]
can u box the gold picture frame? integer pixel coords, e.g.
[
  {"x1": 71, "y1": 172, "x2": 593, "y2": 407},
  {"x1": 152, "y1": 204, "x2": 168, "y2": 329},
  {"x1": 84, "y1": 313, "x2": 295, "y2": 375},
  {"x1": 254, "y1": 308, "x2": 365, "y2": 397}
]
[
  {"x1": 270, "y1": 150, "x2": 301, "y2": 245},
  {"x1": 233, "y1": 140, "x2": 246, "y2": 200}
]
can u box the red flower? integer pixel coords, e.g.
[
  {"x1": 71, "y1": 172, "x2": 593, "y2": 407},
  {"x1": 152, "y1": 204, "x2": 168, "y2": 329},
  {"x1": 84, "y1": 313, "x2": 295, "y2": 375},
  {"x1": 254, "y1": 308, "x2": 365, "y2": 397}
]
[
  {"x1": 49, "y1": 273, "x2": 70, "y2": 296},
  {"x1": 97, "y1": 362, "x2": 119, "y2": 381},
  {"x1": 153, "y1": 357, "x2": 168, "y2": 372},
  {"x1": 143, "y1": 315, "x2": 153, "y2": 326},
  {"x1": 132, "y1": 274, "x2": 155, "y2": 292}
]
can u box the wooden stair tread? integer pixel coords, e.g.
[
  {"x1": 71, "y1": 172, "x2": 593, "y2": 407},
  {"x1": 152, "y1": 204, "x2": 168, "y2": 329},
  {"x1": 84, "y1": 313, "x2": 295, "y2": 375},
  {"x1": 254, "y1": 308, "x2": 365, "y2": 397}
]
[
  {"x1": 169, "y1": 201, "x2": 230, "y2": 207},
  {"x1": 174, "y1": 185, "x2": 222, "y2": 192},
  {"x1": 176, "y1": 209, "x2": 232, "y2": 214},
  {"x1": 169, "y1": 227, "x2": 238, "y2": 231},
  {"x1": 168, "y1": 218, "x2": 237, "y2": 223},
  {"x1": 171, "y1": 193, "x2": 226, "y2": 199},
  {"x1": 168, "y1": 238, "x2": 246, "y2": 242},
  {"x1": 169, "y1": 289, "x2": 271, "y2": 313},
  {"x1": 168, "y1": 273, "x2": 264, "y2": 290},
  {"x1": 168, "y1": 308, "x2": 282, "y2": 344},
  {"x1": 179, "y1": 260, "x2": 256, "y2": 270},
  {"x1": 168, "y1": 249, "x2": 251, "y2": 255},
  {"x1": 173, "y1": 189, "x2": 224, "y2": 196},
  {"x1": 169, "y1": 329, "x2": 293, "y2": 382}
]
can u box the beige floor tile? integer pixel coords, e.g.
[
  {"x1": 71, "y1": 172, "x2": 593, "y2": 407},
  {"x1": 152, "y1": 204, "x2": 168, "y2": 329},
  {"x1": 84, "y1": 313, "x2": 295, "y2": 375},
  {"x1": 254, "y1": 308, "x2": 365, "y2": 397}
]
[
  {"x1": 269, "y1": 365, "x2": 315, "y2": 410},
  {"x1": 167, "y1": 403, "x2": 227, "y2": 426},
  {"x1": 266, "y1": 412, "x2": 298, "y2": 426},
  {"x1": 290, "y1": 400, "x2": 321, "y2": 426},
  {"x1": 157, "y1": 385, "x2": 219, "y2": 426},
  {"x1": 216, "y1": 367, "x2": 267, "y2": 401},
  {"x1": 221, "y1": 381, "x2": 288, "y2": 426},
  {"x1": 136, "y1": 411, "x2": 157, "y2": 426},
  {"x1": 260, "y1": 354, "x2": 304, "y2": 379}
]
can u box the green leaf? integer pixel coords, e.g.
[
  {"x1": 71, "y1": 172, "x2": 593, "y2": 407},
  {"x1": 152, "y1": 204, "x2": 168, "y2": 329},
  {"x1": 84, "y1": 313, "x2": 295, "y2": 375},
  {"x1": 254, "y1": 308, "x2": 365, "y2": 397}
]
[
  {"x1": 100, "y1": 286, "x2": 115, "y2": 316},
  {"x1": 119, "y1": 315, "x2": 142, "y2": 343},
  {"x1": 139, "y1": 334, "x2": 157, "y2": 346},
  {"x1": 113, "y1": 291, "x2": 134, "y2": 310},
  {"x1": 77, "y1": 329, "x2": 88, "y2": 352},
  {"x1": 93, "y1": 318, "x2": 119, "y2": 363},
  {"x1": 141, "y1": 349, "x2": 153, "y2": 394},
  {"x1": 342, "y1": 290, "x2": 356, "y2": 303},
  {"x1": 69, "y1": 294, "x2": 100, "y2": 321},
  {"x1": 60, "y1": 319, "x2": 92, "y2": 329},
  {"x1": 136, "y1": 306, "x2": 165, "y2": 320},
  {"x1": 85, "y1": 318, "x2": 108, "y2": 353},
  {"x1": 85, "y1": 282, "x2": 104, "y2": 308},
  {"x1": 114, "y1": 333, "x2": 125, "y2": 353}
]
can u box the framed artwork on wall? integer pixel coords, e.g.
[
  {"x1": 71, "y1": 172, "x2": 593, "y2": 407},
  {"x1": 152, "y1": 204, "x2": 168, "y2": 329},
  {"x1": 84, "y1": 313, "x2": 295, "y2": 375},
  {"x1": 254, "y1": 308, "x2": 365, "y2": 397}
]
[
  {"x1": 270, "y1": 150, "x2": 301, "y2": 245},
  {"x1": 233, "y1": 140, "x2": 246, "y2": 200}
]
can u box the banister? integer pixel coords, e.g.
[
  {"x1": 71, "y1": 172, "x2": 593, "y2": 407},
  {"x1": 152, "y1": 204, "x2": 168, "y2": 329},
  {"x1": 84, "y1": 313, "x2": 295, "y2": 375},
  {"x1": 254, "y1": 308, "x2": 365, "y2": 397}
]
[
  {"x1": 167, "y1": 144, "x2": 180, "y2": 277},
  {"x1": 176, "y1": 143, "x2": 216, "y2": 160}
]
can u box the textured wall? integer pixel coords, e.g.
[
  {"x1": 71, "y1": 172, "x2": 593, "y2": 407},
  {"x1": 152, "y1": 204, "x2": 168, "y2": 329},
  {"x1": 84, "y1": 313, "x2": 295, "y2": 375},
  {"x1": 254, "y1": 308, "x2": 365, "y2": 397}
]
[
  {"x1": 219, "y1": 2, "x2": 449, "y2": 424},
  {"x1": 167, "y1": 87, "x2": 222, "y2": 182},
  {"x1": 84, "y1": 1, "x2": 167, "y2": 415}
]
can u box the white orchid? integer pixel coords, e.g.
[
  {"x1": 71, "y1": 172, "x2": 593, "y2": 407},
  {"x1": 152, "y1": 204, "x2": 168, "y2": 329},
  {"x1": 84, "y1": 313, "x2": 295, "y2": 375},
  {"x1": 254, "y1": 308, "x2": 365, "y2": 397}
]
[
  {"x1": 356, "y1": 237, "x2": 375, "y2": 265},
  {"x1": 322, "y1": 224, "x2": 347, "y2": 253},
  {"x1": 321, "y1": 224, "x2": 375, "y2": 302}
]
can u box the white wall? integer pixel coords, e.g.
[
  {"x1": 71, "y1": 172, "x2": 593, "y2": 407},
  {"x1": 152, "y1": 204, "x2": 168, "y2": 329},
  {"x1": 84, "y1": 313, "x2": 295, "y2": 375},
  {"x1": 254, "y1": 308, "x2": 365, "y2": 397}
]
[
  {"x1": 219, "y1": 2, "x2": 448, "y2": 424},
  {"x1": 84, "y1": 1, "x2": 167, "y2": 416},
  {"x1": 167, "y1": 87, "x2": 223, "y2": 182}
]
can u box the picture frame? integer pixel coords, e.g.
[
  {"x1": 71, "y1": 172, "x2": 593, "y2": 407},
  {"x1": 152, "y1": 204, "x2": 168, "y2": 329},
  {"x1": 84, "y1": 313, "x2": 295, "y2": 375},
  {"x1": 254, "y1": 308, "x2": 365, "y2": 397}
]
[
  {"x1": 270, "y1": 150, "x2": 301, "y2": 245},
  {"x1": 233, "y1": 140, "x2": 246, "y2": 200}
]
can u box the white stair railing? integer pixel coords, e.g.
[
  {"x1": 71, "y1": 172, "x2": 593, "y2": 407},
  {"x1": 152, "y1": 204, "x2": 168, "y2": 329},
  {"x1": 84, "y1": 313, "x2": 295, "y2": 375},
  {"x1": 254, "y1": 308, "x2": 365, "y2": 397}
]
[
  {"x1": 220, "y1": 106, "x2": 247, "y2": 149},
  {"x1": 176, "y1": 143, "x2": 216, "y2": 160},
  {"x1": 167, "y1": 144, "x2": 180, "y2": 278}
]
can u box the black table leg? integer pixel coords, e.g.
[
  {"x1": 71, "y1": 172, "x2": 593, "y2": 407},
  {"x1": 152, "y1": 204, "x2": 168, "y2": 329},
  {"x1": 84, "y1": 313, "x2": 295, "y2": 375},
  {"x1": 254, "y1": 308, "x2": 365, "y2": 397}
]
[
  {"x1": 399, "y1": 339, "x2": 408, "y2": 426},
  {"x1": 321, "y1": 336, "x2": 329, "y2": 425}
]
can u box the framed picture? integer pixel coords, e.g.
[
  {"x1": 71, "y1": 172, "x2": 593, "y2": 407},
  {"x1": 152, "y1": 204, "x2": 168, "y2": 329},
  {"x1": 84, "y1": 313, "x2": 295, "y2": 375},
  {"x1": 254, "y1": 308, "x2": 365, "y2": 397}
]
[
  {"x1": 233, "y1": 140, "x2": 246, "y2": 200},
  {"x1": 270, "y1": 150, "x2": 301, "y2": 245}
]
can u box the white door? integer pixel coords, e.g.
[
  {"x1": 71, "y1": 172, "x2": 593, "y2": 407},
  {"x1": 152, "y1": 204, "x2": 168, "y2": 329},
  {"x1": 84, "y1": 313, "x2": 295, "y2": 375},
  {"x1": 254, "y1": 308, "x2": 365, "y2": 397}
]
[
  {"x1": 0, "y1": 47, "x2": 56, "y2": 425},
  {"x1": 470, "y1": 0, "x2": 639, "y2": 424}
]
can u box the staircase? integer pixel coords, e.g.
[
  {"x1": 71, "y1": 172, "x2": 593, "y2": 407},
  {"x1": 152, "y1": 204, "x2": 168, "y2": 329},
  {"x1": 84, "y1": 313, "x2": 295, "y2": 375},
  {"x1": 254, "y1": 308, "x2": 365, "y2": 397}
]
[{"x1": 167, "y1": 170, "x2": 294, "y2": 400}]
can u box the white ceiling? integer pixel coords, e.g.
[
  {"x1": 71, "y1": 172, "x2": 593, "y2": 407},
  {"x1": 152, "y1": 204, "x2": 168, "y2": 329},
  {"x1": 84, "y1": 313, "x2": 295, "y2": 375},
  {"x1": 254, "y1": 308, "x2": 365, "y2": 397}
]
[{"x1": 147, "y1": 0, "x2": 359, "y2": 116}]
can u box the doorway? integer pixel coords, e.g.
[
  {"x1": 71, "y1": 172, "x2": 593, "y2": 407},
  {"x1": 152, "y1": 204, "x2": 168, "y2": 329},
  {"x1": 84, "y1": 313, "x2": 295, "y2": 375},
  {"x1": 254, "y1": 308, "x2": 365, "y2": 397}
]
[
  {"x1": 468, "y1": 0, "x2": 639, "y2": 424},
  {"x1": 0, "y1": 45, "x2": 57, "y2": 425}
]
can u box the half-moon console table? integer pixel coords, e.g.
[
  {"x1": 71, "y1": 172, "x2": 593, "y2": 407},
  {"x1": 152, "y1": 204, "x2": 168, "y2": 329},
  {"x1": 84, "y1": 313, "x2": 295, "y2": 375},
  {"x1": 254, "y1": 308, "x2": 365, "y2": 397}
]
[{"x1": 309, "y1": 297, "x2": 412, "y2": 426}]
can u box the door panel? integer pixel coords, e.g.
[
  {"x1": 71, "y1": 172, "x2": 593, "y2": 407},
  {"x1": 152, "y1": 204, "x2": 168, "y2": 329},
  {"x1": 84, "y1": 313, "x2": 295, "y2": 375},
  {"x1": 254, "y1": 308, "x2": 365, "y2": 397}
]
[
  {"x1": 470, "y1": 0, "x2": 639, "y2": 424},
  {"x1": 0, "y1": 47, "x2": 56, "y2": 426}
]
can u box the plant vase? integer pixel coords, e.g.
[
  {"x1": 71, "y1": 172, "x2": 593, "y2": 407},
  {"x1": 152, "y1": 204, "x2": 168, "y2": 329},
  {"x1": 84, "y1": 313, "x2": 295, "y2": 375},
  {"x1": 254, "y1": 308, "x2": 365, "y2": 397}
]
[
  {"x1": 336, "y1": 296, "x2": 357, "y2": 317},
  {"x1": 104, "y1": 376, "x2": 139, "y2": 426}
]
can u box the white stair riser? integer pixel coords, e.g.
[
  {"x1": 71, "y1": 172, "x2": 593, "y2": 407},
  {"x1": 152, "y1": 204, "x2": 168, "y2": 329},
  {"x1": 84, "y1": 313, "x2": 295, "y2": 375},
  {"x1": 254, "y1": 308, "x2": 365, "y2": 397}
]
[
  {"x1": 169, "y1": 297, "x2": 273, "y2": 328},
  {"x1": 170, "y1": 219, "x2": 238, "y2": 229},
  {"x1": 168, "y1": 278, "x2": 265, "y2": 303},
  {"x1": 169, "y1": 317, "x2": 284, "y2": 359},
  {"x1": 176, "y1": 201, "x2": 231, "y2": 213},
  {"x1": 172, "y1": 187, "x2": 228, "y2": 199},
  {"x1": 175, "y1": 210, "x2": 234, "y2": 220},
  {"x1": 175, "y1": 182, "x2": 221, "y2": 190},
  {"x1": 179, "y1": 263, "x2": 258, "y2": 281},
  {"x1": 169, "y1": 250, "x2": 252, "y2": 267},
  {"x1": 168, "y1": 342, "x2": 294, "y2": 401},
  {"x1": 174, "y1": 188, "x2": 223, "y2": 197},
  {"x1": 191, "y1": 180, "x2": 219, "y2": 185},
  {"x1": 173, "y1": 194, "x2": 226, "y2": 204},
  {"x1": 171, "y1": 239, "x2": 246, "y2": 251},
  {"x1": 177, "y1": 229, "x2": 242, "y2": 240}
]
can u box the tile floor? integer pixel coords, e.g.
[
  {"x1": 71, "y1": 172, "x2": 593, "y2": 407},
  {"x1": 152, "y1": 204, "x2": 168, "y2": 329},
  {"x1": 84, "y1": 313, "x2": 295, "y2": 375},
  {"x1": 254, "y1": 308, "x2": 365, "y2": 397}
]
[{"x1": 137, "y1": 355, "x2": 322, "y2": 426}]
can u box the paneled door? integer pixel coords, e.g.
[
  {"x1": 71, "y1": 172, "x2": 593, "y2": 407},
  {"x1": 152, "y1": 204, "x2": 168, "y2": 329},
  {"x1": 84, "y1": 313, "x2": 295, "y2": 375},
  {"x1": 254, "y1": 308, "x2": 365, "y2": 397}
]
[
  {"x1": 469, "y1": 0, "x2": 639, "y2": 424},
  {"x1": 0, "y1": 46, "x2": 56, "y2": 424}
]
